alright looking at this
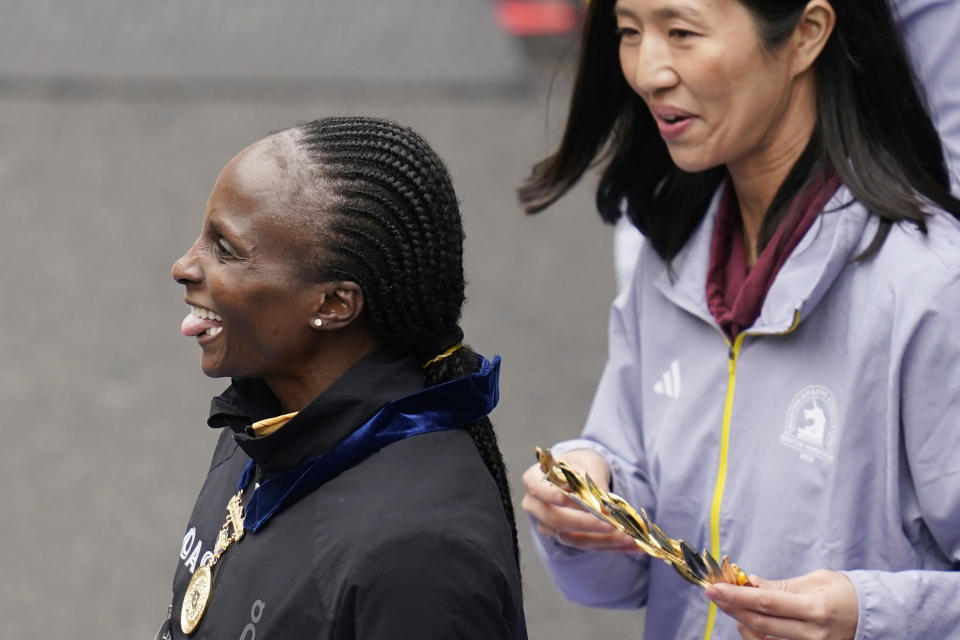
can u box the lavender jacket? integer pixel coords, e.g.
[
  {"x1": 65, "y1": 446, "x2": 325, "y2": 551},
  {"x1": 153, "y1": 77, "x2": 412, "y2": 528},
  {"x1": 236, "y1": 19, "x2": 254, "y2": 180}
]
[
  {"x1": 895, "y1": 0, "x2": 960, "y2": 191},
  {"x1": 535, "y1": 184, "x2": 960, "y2": 639}
]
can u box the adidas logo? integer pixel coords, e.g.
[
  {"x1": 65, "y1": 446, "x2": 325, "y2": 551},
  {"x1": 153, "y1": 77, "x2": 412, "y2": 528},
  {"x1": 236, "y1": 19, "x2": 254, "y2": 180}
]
[{"x1": 653, "y1": 360, "x2": 681, "y2": 398}]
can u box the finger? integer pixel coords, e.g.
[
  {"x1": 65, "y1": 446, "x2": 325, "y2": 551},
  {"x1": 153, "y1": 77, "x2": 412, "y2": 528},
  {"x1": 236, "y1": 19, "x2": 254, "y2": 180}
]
[
  {"x1": 521, "y1": 460, "x2": 620, "y2": 515},
  {"x1": 560, "y1": 531, "x2": 641, "y2": 551},
  {"x1": 727, "y1": 605, "x2": 810, "y2": 640},
  {"x1": 707, "y1": 581, "x2": 813, "y2": 621},
  {"x1": 534, "y1": 522, "x2": 641, "y2": 551},
  {"x1": 554, "y1": 450, "x2": 612, "y2": 489},
  {"x1": 736, "y1": 623, "x2": 788, "y2": 640},
  {"x1": 521, "y1": 493, "x2": 618, "y2": 534},
  {"x1": 752, "y1": 569, "x2": 832, "y2": 592},
  {"x1": 736, "y1": 623, "x2": 767, "y2": 640},
  {"x1": 749, "y1": 575, "x2": 796, "y2": 592},
  {"x1": 520, "y1": 464, "x2": 583, "y2": 508},
  {"x1": 710, "y1": 595, "x2": 814, "y2": 640}
]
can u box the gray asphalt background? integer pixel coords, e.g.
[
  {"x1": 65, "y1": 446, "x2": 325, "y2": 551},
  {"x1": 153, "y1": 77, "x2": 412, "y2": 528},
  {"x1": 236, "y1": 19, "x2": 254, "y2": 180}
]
[{"x1": 0, "y1": 2, "x2": 644, "y2": 637}]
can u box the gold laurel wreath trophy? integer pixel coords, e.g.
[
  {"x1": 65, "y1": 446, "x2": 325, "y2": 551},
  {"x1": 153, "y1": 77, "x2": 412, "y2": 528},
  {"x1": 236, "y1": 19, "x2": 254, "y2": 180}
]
[{"x1": 535, "y1": 447, "x2": 755, "y2": 588}]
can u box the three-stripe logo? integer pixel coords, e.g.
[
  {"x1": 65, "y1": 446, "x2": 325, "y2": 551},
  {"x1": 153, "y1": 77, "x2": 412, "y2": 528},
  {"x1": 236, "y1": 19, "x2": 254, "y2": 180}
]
[{"x1": 653, "y1": 360, "x2": 681, "y2": 398}]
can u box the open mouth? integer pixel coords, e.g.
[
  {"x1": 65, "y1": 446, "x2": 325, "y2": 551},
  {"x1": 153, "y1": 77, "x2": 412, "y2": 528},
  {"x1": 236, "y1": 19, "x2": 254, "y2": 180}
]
[
  {"x1": 652, "y1": 108, "x2": 696, "y2": 140},
  {"x1": 181, "y1": 305, "x2": 223, "y2": 338}
]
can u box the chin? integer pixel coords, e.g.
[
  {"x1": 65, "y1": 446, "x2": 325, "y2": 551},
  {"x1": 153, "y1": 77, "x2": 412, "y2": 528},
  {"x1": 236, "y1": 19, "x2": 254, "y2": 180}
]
[
  {"x1": 200, "y1": 365, "x2": 227, "y2": 379},
  {"x1": 665, "y1": 148, "x2": 722, "y2": 174},
  {"x1": 199, "y1": 356, "x2": 230, "y2": 379}
]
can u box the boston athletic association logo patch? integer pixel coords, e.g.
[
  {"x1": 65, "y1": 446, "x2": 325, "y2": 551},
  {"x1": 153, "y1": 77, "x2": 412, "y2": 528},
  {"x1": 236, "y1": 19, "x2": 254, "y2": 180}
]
[{"x1": 780, "y1": 385, "x2": 840, "y2": 463}]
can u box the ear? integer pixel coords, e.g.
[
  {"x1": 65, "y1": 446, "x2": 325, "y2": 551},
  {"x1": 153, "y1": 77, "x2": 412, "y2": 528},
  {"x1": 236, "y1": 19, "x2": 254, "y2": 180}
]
[
  {"x1": 791, "y1": 0, "x2": 836, "y2": 75},
  {"x1": 309, "y1": 281, "x2": 365, "y2": 331}
]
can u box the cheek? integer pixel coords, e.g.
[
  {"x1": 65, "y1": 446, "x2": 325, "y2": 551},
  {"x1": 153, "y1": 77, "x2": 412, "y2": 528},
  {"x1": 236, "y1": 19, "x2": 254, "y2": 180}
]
[
  {"x1": 688, "y1": 66, "x2": 756, "y2": 147},
  {"x1": 687, "y1": 43, "x2": 757, "y2": 106},
  {"x1": 250, "y1": 309, "x2": 310, "y2": 354},
  {"x1": 690, "y1": 69, "x2": 734, "y2": 113},
  {"x1": 725, "y1": 73, "x2": 786, "y2": 139}
]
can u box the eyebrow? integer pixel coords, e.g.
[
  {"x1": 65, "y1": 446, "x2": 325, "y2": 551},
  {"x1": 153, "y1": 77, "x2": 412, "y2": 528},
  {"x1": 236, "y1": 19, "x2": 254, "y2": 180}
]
[
  {"x1": 207, "y1": 210, "x2": 237, "y2": 238},
  {"x1": 613, "y1": 2, "x2": 705, "y2": 21}
]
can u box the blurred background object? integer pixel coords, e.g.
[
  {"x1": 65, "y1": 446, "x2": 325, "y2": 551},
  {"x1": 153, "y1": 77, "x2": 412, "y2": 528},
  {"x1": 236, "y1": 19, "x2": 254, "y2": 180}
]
[
  {"x1": 0, "y1": 1, "x2": 643, "y2": 637},
  {"x1": 0, "y1": 0, "x2": 526, "y2": 93},
  {"x1": 495, "y1": 0, "x2": 582, "y2": 37}
]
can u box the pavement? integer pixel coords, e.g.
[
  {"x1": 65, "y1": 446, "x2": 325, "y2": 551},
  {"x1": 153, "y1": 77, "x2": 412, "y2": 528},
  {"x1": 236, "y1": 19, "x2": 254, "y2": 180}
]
[{"x1": 0, "y1": 2, "x2": 644, "y2": 637}]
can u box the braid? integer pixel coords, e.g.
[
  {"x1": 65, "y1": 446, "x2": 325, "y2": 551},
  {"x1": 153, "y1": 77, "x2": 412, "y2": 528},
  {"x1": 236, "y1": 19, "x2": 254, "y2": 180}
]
[
  {"x1": 424, "y1": 347, "x2": 521, "y2": 572},
  {"x1": 297, "y1": 117, "x2": 464, "y2": 356},
  {"x1": 293, "y1": 116, "x2": 520, "y2": 571}
]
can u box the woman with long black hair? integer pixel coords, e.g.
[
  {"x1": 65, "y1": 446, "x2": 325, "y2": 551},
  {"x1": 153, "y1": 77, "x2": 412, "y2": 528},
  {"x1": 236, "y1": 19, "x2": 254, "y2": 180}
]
[
  {"x1": 519, "y1": 1, "x2": 960, "y2": 638},
  {"x1": 159, "y1": 116, "x2": 526, "y2": 639},
  {"x1": 608, "y1": 0, "x2": 960, "y2": 292}
]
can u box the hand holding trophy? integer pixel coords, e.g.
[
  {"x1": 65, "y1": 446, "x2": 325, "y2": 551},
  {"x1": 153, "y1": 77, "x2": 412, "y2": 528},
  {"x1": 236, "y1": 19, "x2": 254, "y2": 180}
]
[{"x1": 535, "y1": 447, "x2": 755, "y2": 588}]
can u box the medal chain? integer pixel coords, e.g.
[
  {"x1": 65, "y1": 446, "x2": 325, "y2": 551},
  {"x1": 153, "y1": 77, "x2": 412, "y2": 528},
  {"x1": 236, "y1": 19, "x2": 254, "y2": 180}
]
[
  {"x1": 180, "y1": 487, "x2": 247, "y2": 635},
  {"x1": 204, "y1": 489, "x2": 246, "y2": 568}
]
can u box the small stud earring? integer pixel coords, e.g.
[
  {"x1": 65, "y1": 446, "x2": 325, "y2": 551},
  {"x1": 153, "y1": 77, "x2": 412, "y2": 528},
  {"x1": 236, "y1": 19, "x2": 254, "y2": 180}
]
[{"x1": 313, "y1": 318, "x2": 323, "y2": 328}]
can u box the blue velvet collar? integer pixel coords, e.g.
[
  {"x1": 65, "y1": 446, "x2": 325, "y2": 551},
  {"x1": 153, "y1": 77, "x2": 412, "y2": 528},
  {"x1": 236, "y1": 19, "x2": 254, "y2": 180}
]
[
  {"x1": 236, "y1": 354, "x2": 501, "y2": 533},
  {"x1": 220, "y1": 349, "x2": 426, "y2": 477}
]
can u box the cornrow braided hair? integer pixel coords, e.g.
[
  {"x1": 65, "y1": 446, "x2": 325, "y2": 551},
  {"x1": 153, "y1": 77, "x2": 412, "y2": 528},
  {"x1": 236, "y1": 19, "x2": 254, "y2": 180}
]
[{"x1": 293, "y1": 116, "x2": 520, "y2": 571}]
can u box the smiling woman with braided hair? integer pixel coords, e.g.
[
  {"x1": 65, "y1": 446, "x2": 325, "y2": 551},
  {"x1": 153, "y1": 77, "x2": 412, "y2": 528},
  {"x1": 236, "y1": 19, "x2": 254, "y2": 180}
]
[{"x1": 159, "y1": 116, "x2": 526, "y2": 640}]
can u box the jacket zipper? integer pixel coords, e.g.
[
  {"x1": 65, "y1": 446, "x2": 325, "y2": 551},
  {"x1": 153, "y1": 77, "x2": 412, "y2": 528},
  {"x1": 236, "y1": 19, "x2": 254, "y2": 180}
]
[{"x1": 701, "y1": 311, "x2": 800, "y2": 640}]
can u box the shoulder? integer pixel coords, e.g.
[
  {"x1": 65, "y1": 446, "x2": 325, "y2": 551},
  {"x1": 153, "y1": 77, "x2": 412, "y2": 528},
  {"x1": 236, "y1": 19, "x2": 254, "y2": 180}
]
[
  {"x1": 869, "y1": 207, "x2": 960, "y2": 287},
  {"x1": 309, "y1": 429, "x2": 517, "y2": 576},
  {"x1": 893, "y1": 205, "x2": 960, "y2": 259},
  {"x1": 845, "y1": 205, "x2": 960, "y2": 335},
  {"x1": 335, "y1": 429, "x2": 513, "y2": 548},
  {"x1": 321, "y1": 431, "x2": 525, "y2": 638},
  {"x1": 890, "y1": 0, "x2": 960, "y2": 31}
]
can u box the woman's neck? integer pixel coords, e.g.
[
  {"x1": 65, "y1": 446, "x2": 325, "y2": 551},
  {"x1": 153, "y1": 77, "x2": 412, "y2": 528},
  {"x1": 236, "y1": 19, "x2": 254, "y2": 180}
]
[
  {"x1": 727, "y1": 74, "x2": 818, "y2": 264},
  {"x1": 264, "y1": 328, "x2": 382, "y2": 413}
]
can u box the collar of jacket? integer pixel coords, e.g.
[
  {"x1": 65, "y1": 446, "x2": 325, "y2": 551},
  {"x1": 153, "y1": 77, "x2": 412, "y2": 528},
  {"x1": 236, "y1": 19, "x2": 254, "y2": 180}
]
[
  {"x1": 653, "y1": 182, "x2": 874, "y2": 336},
  {"x1": 206, "y1": 348, "x2": 426, "y2": 478},
  {"x1": 236, "y1": 352, "x2": 502, "y2": 532}
]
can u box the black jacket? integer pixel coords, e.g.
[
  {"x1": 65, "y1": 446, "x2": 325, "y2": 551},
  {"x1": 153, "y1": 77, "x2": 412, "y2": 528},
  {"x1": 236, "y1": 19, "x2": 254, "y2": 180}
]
[{"x1": 159, "y1": 349, "x2": 526, "y2": 639}]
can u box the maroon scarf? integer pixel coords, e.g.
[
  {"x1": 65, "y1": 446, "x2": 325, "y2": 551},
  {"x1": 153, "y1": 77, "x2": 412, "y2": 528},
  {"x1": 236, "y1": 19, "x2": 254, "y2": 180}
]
[{"x1": 706, "y1": 170, "x2": 840, "y2": 340}]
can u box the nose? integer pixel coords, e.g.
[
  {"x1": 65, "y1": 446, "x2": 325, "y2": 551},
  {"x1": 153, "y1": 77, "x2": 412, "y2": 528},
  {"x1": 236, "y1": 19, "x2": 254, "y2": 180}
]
[
  {"x1": 172, "y1": 239, "x2": 203, "y2": 285},
  {"x1": 631, "y1": 37, "x2": 679, "y2": 97}
]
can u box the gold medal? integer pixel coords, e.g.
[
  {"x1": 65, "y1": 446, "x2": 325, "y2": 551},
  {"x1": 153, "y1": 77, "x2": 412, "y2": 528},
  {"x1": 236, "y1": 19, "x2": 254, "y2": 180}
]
[
  {"x1": 180, "y1": 490, "x2": 246, "y2": 635},
  {"x1": 180, "y1": 565, "x2": 212, "y2": 634}
]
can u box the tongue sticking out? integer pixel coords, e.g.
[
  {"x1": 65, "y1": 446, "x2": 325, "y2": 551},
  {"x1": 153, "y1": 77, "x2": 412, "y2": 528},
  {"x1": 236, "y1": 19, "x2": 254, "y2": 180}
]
[{"x1": 181, "y1": 313, "x2": 221, "y2": 337}]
